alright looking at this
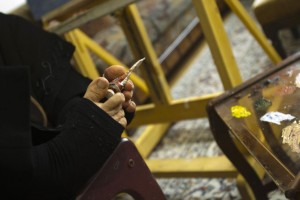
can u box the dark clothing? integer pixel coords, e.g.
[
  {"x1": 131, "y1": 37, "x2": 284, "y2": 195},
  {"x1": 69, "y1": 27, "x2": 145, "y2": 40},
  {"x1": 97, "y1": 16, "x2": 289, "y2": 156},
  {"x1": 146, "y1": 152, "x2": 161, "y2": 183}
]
[{"x1": 0, "y1": 13, "x2": 127, "y2": 199}]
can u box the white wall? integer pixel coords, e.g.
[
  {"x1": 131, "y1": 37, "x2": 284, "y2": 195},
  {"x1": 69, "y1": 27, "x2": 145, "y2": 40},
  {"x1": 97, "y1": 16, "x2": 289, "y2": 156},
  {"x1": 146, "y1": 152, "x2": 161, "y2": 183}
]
[{"x1": 0, "y1": 0, "x2": 26, "y2": 13}]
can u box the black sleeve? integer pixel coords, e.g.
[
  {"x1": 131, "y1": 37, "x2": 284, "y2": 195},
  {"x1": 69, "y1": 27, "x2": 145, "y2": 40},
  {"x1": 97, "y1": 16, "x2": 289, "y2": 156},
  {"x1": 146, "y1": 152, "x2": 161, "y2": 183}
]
[
  {"x1": 31, "y1": 98, "x2": 124, "y2": 199},
  {"x1": 0, "y1": 66, "x2": 124, "y2": 199}
]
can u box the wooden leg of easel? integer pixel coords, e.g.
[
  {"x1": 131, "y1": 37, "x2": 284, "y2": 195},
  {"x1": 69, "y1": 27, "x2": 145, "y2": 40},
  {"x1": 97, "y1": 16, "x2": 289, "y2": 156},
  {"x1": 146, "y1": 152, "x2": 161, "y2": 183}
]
[
  {"x1": 192, "y1": 0, "x2": 243, "y2": 90},
  {"x1": 236, "y1": 174, "x2": 255, "y2": 200},
  {"x1": 224, "y1": 0, "x2": 282, "y2": 63},
  {"x1": 64, "y1": 29, "x2": 100, "y2": 79}
]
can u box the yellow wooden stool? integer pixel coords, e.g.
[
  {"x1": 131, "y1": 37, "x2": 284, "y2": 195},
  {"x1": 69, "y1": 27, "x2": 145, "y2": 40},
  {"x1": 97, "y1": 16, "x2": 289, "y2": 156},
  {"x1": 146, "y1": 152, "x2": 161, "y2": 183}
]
[{"x1": 252, "y1": 0, "x2": 300, "y2": 58}]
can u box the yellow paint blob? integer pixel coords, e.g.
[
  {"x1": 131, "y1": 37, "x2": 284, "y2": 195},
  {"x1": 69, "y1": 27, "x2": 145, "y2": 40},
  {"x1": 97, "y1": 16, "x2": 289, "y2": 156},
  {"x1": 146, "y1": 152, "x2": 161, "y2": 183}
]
[{"x1": 231, "y1": 105, "x2": 251, "y2": 118}]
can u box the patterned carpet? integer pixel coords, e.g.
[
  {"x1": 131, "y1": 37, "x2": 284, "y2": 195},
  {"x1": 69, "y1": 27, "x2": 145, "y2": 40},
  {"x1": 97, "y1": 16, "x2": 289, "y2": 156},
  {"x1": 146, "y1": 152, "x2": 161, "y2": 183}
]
[{"x1": 135, "y1": 1, "x2": 300, "y2": 200}]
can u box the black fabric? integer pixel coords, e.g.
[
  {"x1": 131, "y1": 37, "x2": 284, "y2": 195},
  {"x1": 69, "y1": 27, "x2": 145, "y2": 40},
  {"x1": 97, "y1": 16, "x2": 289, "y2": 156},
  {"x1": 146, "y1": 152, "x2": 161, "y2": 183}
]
[
  {"x1": 31, "y1": 98, "x2": 123, "y2": 199},
  {"x1": 0, "y1": 66, "x2": 33, "y2": 196},
  {"x1": 0, "y1": 13, "x2": 126, "y2": 199}
]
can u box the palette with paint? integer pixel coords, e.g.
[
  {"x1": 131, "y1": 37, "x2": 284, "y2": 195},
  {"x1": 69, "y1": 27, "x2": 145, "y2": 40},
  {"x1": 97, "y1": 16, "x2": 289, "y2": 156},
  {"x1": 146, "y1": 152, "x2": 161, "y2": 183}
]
[{"x1": 207, "y1": 53, "x2": 300, "y2": 198}]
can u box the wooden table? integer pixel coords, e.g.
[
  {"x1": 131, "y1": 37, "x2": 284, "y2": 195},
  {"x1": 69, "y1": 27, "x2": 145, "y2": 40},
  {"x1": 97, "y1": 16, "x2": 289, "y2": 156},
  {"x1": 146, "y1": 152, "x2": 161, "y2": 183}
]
[{"x1": 207, "y1": 52, "x2": 300, "y2": 199}]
